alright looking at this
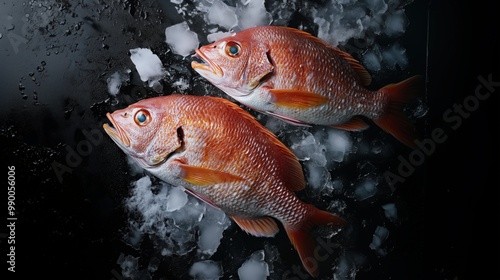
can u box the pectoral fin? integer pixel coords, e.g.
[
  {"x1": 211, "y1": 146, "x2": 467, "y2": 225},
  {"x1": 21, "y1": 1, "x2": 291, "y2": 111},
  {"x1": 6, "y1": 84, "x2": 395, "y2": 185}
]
[
  {"x1": 230, "y1": 215, "x2": 280, "y2": 237},
  {"x1": 270, "y1": 89, "x2": 330, "y2": 109},
  {"x1": 179, "y1": 163, "x2": 245, "y2": 186}
]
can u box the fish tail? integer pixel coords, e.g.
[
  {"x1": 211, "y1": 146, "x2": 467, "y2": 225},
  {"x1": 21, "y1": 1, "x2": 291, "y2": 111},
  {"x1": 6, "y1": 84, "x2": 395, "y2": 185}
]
[
  {"x1": 374, "y1": 75, "x2": 423, "y2": 148},
  {"x1": 284, "y1": 205, "x2": 346, "y2": 277}
]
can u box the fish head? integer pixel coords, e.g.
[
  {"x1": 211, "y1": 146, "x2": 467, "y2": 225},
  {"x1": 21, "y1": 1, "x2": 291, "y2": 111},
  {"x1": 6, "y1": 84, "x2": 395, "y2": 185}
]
[
  {"x1": 191, "y1": 32, "x2": 273, "y2": 97},
  {"x1": 103, "y1": 96, "x2": 183, "y2": 168}
]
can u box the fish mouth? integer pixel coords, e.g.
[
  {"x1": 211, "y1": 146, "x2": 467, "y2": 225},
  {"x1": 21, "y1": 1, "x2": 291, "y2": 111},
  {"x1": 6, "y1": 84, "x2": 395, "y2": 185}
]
[
  {"x1": 103, "y1": 113, "x2": 131, "y2": 148},
  {"x1": 191, "y1": 49, "x2": 223, "y2": 78}
]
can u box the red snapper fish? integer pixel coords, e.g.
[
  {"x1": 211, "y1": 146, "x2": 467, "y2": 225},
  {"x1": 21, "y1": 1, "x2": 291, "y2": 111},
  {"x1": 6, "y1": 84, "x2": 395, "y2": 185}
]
[
  {"x1": 103, "y1": 94, "x2": 346, "y2": 277},
  {"x1": 191, "y1": 26, "x2": 422, "y2": 148}
]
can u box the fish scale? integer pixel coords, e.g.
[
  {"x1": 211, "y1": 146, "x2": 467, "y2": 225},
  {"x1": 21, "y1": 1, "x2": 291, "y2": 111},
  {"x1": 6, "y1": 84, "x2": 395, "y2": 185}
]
[{"x1": 103, "y1": 94, "x2": 346, "y2": 277}]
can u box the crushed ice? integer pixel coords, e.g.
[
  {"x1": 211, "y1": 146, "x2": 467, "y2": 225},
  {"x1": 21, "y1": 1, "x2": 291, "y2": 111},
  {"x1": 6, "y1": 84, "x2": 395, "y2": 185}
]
[
  {"x1": 114, "y1": 0, "x2": 422, "y2": 279},
  {"x1": 124, "y1": 175, "x2": 231, "y2": 260}
]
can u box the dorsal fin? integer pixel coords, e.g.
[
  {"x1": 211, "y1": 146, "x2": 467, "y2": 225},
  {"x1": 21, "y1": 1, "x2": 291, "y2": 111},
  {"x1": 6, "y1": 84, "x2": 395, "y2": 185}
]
[
  {"x1": 331, "y1": 48, "x2": 372, "y2": 86},
  {"x1": 284, "y1": 27, "x2": 372, "y2": 86},
  {"x1": 213, "y1": 97, "x2": 306, "y2": 192}
]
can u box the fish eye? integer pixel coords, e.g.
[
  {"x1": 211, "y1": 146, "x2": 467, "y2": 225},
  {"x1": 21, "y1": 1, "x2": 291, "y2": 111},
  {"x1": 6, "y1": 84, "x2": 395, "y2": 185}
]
[
  {"x1": 134, "y1": 109, "x2": 151, "y2": 126},
  {"x1": 225, "y1": 42, "x2": 241, "y2": 57}
]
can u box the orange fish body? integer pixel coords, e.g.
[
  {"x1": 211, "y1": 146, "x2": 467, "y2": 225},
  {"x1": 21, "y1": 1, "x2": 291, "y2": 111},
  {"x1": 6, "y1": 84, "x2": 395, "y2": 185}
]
[
  {"x1": 103, "y1": 94, "x2": 345, "y2": 277},
  {"x1": 192, "y1": 26, "x2": 422, "y2": 147}
]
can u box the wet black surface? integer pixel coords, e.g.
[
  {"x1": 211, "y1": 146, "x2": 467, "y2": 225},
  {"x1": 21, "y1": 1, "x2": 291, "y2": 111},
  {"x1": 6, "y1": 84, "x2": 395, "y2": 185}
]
[{"x1": 1, "y1": 0, "x2": 499, "y2": 279}]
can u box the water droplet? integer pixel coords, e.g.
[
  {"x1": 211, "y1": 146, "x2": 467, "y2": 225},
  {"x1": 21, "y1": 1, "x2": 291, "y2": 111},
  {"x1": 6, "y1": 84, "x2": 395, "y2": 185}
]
[
  {"x1": 21, "y1": 94, "x2": 28, "y2": 100},
  {"x1": 7, "y1": 24, "x2": 15, "y2": 31},
  {"x1": 29, "y1": 72, "x2": 35, "y2": 77},
  {"x1": 31, "y1": 76, "x2": 36, "y2": 81},
  {"x1": 46, "y1": 51, "x2": 50, "y2": 56},
  {"x1": 37, "y1": 66, "x2": 44, "y2": 72},
  {"x1": 0, "y1": 33, "x2": 2, "y2": 39},
  {"x1": 41, "y1": 61, "x2": 46, "y2": 66},
  {"x1": 18, "y1": 83, "x2": 25, "y2": 90}
]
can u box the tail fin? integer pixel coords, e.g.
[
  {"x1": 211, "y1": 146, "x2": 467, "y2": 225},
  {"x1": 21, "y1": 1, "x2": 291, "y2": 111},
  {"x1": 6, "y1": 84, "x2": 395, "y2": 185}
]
[
  {"x1": 285, "y1": 206, "x2": 346, "y2": 277},
  {"x1": 374, "y1": 75, "x2": 423, "y2": 148}
]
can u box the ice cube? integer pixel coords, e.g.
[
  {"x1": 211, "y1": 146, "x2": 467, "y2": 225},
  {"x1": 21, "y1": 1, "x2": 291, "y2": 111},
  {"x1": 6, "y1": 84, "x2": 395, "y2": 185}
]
[
  {"x1": 384, "y1": 10, "x2": 408, "y2": 37},
  {"x1": 381, "y1": 43, "x2": 408, "y2": 70},
  {"x1": 197, "y1": 206, "x2": 231, "y2": 256},
  {"x1": 117, "y1": 254, "x2": 139, "y2": 278},
  {"x1": 237, "y1": 0, "x2": 273, "y2": 30},
  {"x1": 305, "y1": 163, "x2": 331, "y2": 190},
  {"x1": 369, "y1": 226, "x2": 389, "y2": 256},
  {"x1": 189, "y1": 260, "x2": 222, "y2": 280},
  {"x1": 166, "y1": 186, "x2": 188, "y2": 212},
  {"x1": 165, "y1": 21, "x2": 200, "y2": 57},
  {"x1": 354, "y1": 178, "x2": 377, "y2": 201},
  {"x1": 107, "y1": 71, "x2": 122, "y2": 96},
  {"x1": 382, "y1": 203, "x2": 398, "y2": 221},
  {"x1": 238, "y1": 250, "x2": 269, "y2": 280},
  {"x1": 362, "y1": 48, "x2": 382, "y2": 72},
  {"x1": 207, "y1": 31, "x2": 233, "y2": 43},
  {"x1": 324, "y1": 129, "x2": 353, "y2": 163},
  {"x1": 207, "y1": 0, "x2": 238, "y2": 30},
  {"x1": 129, "y1": 48, "x2": 166, "y2": 91}
]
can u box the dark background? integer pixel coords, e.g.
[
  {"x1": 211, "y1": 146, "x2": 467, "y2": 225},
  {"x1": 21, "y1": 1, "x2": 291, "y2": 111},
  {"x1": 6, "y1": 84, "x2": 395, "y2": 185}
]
[
  {"x1": 424, "y1": 1, "x2": 500, "y2": 279},
  {"x1": 1, "y1": 0, "x2": 499, "y2": 279}
]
